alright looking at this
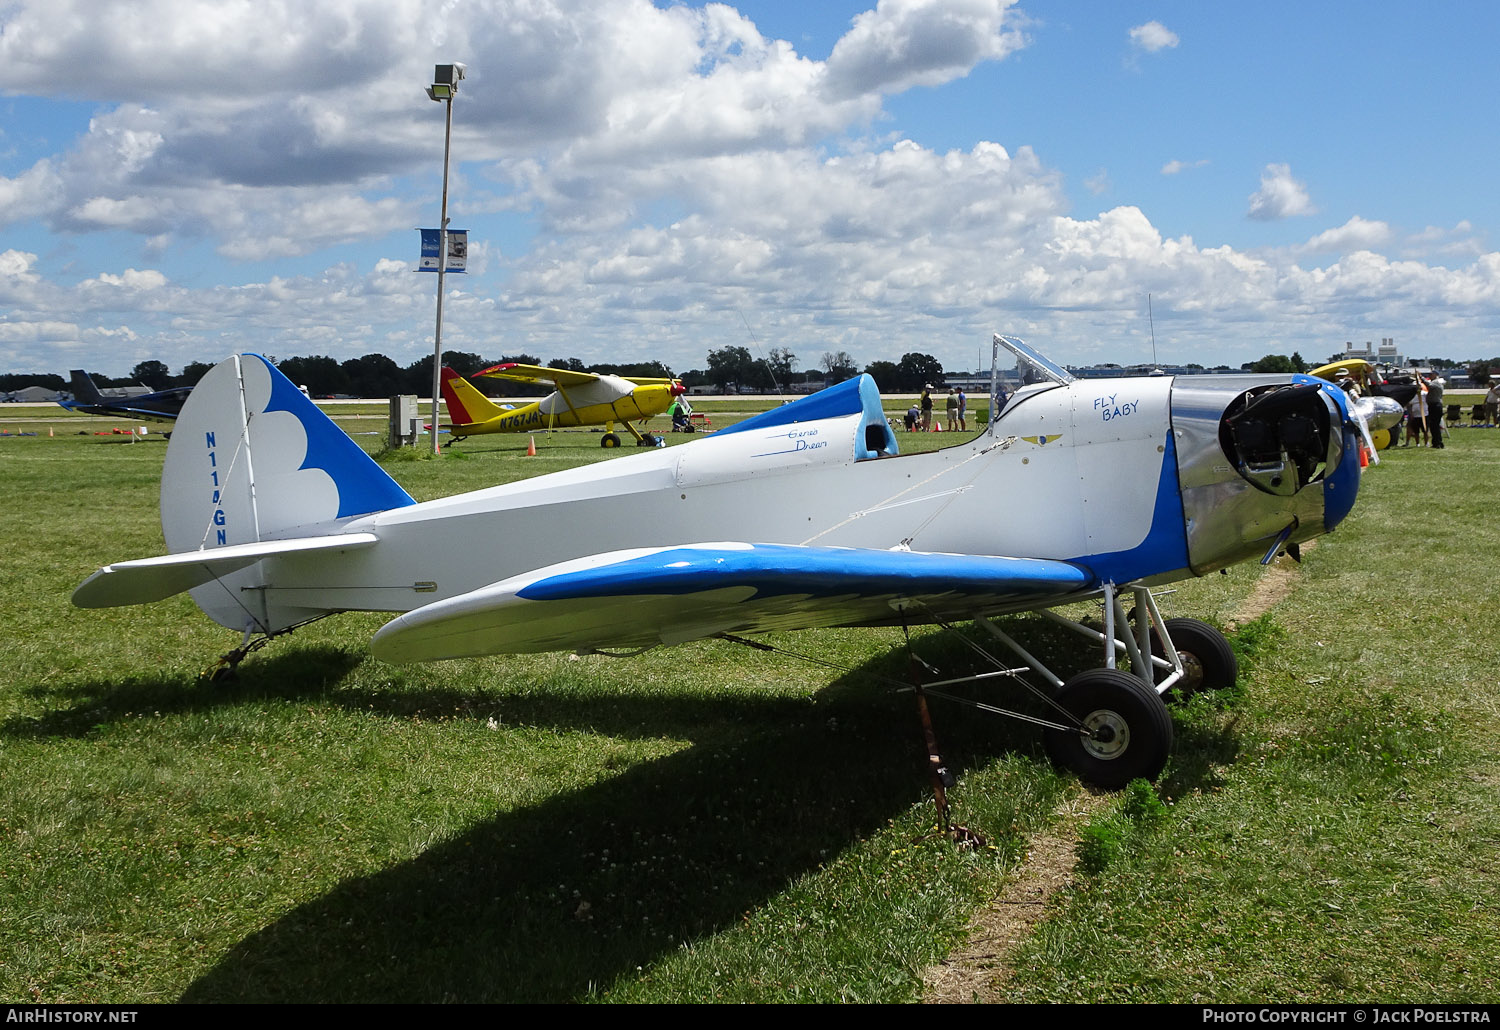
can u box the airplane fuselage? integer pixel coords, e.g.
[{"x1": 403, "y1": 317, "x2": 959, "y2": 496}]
[
  {"x1": 453, "y1": 378, "x2": 677, "y2": 435},
  {"x1": 194, "y1": 371, "x2": 1355, "y2": 636}
]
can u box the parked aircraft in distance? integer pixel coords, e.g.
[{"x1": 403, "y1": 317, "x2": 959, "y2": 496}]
[
  {"x1": 440, "y1": 363, "x2": 686, "y2": 446},
  {"x1": 74, "y1": 336, "x2": 1372, "y2": 790},
  {"x1": 58, "y1": 370, "x2": 192, "y2": 423},
  {"x1": 1308, "y1": 359, "x2": 1412, "y2": 451}
]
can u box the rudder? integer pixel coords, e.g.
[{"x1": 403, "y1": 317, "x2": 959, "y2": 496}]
[
  {"x1": 440, "y1": 367, "x2": 505, "y2": 428},
  {"x1": 68, "y1": 370, "x2": 105, "y2": 404}
]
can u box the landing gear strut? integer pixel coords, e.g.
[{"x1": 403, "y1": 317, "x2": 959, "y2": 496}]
[
  {"x1": 908, "y1": 583, "x2": 1231, "y2": 787},
  {"x1": 1152, "y1": 617, "x2": 1238, "y2": 696}
]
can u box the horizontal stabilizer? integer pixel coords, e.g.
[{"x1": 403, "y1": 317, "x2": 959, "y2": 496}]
[
  {"x1": 371, "y1": 542, "x2": 1094, "y2": 663},
  {"x1": 73, "y1": 533, "x2": 379, "y2": 608}
]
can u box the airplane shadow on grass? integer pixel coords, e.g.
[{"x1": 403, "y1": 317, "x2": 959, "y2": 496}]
[
  {"x1": 4, "y1": 646, "x2": 368, "y2": 739},
  {"x1": 180, "y1": 653, "x2": 1020, "y2": 1000},
  {"x1": 173, "y1": 620, "x2": 1239, "y2": 1003}
]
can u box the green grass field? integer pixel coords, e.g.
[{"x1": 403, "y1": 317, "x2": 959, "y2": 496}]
[{"x1": 1, "y1": 403, "x2": 1496, "y2": 1003}]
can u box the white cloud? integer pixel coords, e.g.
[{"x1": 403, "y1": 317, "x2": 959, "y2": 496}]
[
  {"x1": 0, "y1": 320, "x2": 85, "y2": 344},
  {"x1": 90, "y1": 269, "x2": 169, "y2": 291},
  {"x1": 0, "y1": 0, "x2": 1031, "y2": 258},
  {"x1": 0, "y1": 161, "x2": 59, "y2": 225},
  {"x1": 1161, "y1": 159, "x2": 1208, "y2": 175},
  {"x1": 1300, "y1": 216, "x2": 1391, "y2": 254},
  {"x1": 0, "y1": 0, "x2": 412, "y2": 101},
  {"x1": 824, "y1": 0, "x2": 1025, "y2": 99},
  {"x1": 1402, "y1": 221, "x2": 1485, "y2": 260},
  {"x1": 1128, "y1": 21, "x2": 1179, "y2": 54},
  {"x1": 0, "y1": 249, "x2": 41, "y2": 283},
  {"x1": 0, "y1": 2, "x2": 1498, "y2": 376},
  {"x1": 1247, "y1": 163, "x2": 1316, "y2": 221}
]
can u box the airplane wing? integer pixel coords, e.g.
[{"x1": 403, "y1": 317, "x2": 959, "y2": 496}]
[
  {"x1": 96, "y1": 400, "x2": 187, "y2": 421},
  {"x1": 370, "y1": 542, "x2": 1096, "y2": 663},
  {"x1": 1309, "y1": 358, "x2": 1375, "y2": 383},
  {"x1": 473, "y1": 363, "x2": 600, "y2": 389},
  {"x1": 621, "y1": 376, "x2": 680, "y2": 387}
]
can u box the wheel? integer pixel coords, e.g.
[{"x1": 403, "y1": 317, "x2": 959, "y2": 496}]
[
  {"x1": 1153, "y1": 618, "x2": 1237, "y2": 696},
  {"x1": 637, "y1": 434, "x2": 658, "y2": 447},
  {"x1": 600, "y1": 433, "x2": 621, "y2": 448},
  {"x1": 1043, "y1": 668, "x2": 1173, "y2": 788}
]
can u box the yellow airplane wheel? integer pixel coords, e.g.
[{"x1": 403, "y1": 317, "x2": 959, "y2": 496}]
[
  {"x1": 1372, "y1": 428, "x2": 1394, "y2": 450},
  {"x1": 601, "y1": 433, "x2": 621, "y2": 448}
]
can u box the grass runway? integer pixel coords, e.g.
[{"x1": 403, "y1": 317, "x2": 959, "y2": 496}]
[{"x1": 1, "y1": 401, "x2": 1496, "y2": 1003}]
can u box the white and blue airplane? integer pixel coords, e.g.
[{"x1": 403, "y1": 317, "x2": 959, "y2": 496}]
[{"x1": 73, "y1": 336, "x2": 1369, "y2": 788}]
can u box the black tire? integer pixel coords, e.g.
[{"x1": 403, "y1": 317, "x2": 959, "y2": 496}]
[
  {"x1": 600, "y1": 433, "x2": 621, "y2": 448},
  {"x1": 1155, "y1": 618, "x2": 1237, "y2": 696},
  {"x1": 1043, "y1": 668, "x2": 1173, "y2": 788},
  {"x1": 637, "y1": 434, "x2": 658, "y2": 447}
]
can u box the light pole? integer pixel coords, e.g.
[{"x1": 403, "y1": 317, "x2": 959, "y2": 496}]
[{"x1": 426, "y1": 62, "x2": 465, "y2": 455}]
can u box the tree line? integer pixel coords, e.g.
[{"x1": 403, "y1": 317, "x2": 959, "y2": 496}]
[
  {"x1": 2, "y1": 346, "x2": 953, "y2": 398},
  {"x1": 6, "y1": 346, "x2": 1496, "y2": 399}
]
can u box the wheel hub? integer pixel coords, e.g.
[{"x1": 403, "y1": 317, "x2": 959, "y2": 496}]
[
  {"x1": 1081, "y1": 709, "x2": 1130, "y2": 760},
  {"x1": 1178, "y1": 650, "x2": 1205, "y2": 692}
]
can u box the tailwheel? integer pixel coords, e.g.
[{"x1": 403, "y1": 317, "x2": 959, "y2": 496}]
[
  {"x1": 1154, "y1": 618, "x2": 1237, "y2": 697},
  {"x1": 1044, "y1": 668, "x2": 1173, "y2": 788},
  {"x1": 600, "y1": 433, "x2": 621, "y2": 448}
]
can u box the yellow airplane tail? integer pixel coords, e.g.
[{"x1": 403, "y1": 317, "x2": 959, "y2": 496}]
[{"x1": 440, "y1": 367, "x2": 505, "y2": 427}]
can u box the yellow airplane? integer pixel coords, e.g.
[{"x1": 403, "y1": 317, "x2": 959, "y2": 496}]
[
  {"x1": 1307, "y1": 358, "x2": 1415, "y2": 451},
  {"x1": 440, "y1": 363, "x2": 687, "y2": 447}
]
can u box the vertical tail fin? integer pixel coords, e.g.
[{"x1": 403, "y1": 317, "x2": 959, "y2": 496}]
[
  {"x1": 68, "y1": 370, "x2": 105, "y2": 404},
  {"x1": 440, "y1": 367, "x2": 505, "y2": 427},
  {"x1": 160, "y1": 354, "x2": 414, "y2": 632}
]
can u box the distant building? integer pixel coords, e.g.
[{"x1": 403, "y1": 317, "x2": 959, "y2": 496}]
[
  {"x1": 1338, "y1": 337, "x2": 1405, "y2": 366},
  {"x1": 5, "y1": 385, "x2": 64, "y2": 402}
]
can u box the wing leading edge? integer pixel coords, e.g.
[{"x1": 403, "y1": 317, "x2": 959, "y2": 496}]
[
  {"x1": 474, "y1": 362, "x2": 602, "y2": 389},
  {"x1": 371, "y1": 543, "x2": 1096, "y2": 663}
]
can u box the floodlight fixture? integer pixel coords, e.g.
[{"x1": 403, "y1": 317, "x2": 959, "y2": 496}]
[{"x1": 428, "y1": 63, "x2": 466, "y2": 100}]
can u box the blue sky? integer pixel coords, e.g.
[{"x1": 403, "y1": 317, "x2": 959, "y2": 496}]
[{"x1": 2, "y1": 0, "x2": 1498, "y2": 378}]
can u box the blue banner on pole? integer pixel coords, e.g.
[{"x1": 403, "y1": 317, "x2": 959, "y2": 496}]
[{"x1": 418, "y1": 229, "x2": 468, "y2": 272}]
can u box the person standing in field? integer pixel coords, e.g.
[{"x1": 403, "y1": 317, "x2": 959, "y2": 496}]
[
  {"x1": 1405, "y1": 392, "x2": 1427, "y2": 446},
  {"x1": 956, "y1": 387, "x2": 967, "y2": 431},
  {"x1": 1425, "y1": 375, "x2": 1445, "y2": 449}
]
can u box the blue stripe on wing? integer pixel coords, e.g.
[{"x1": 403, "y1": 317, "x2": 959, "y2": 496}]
[{"x1": 516, "y1": 543, "x2": 1094, "y2": 603}]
